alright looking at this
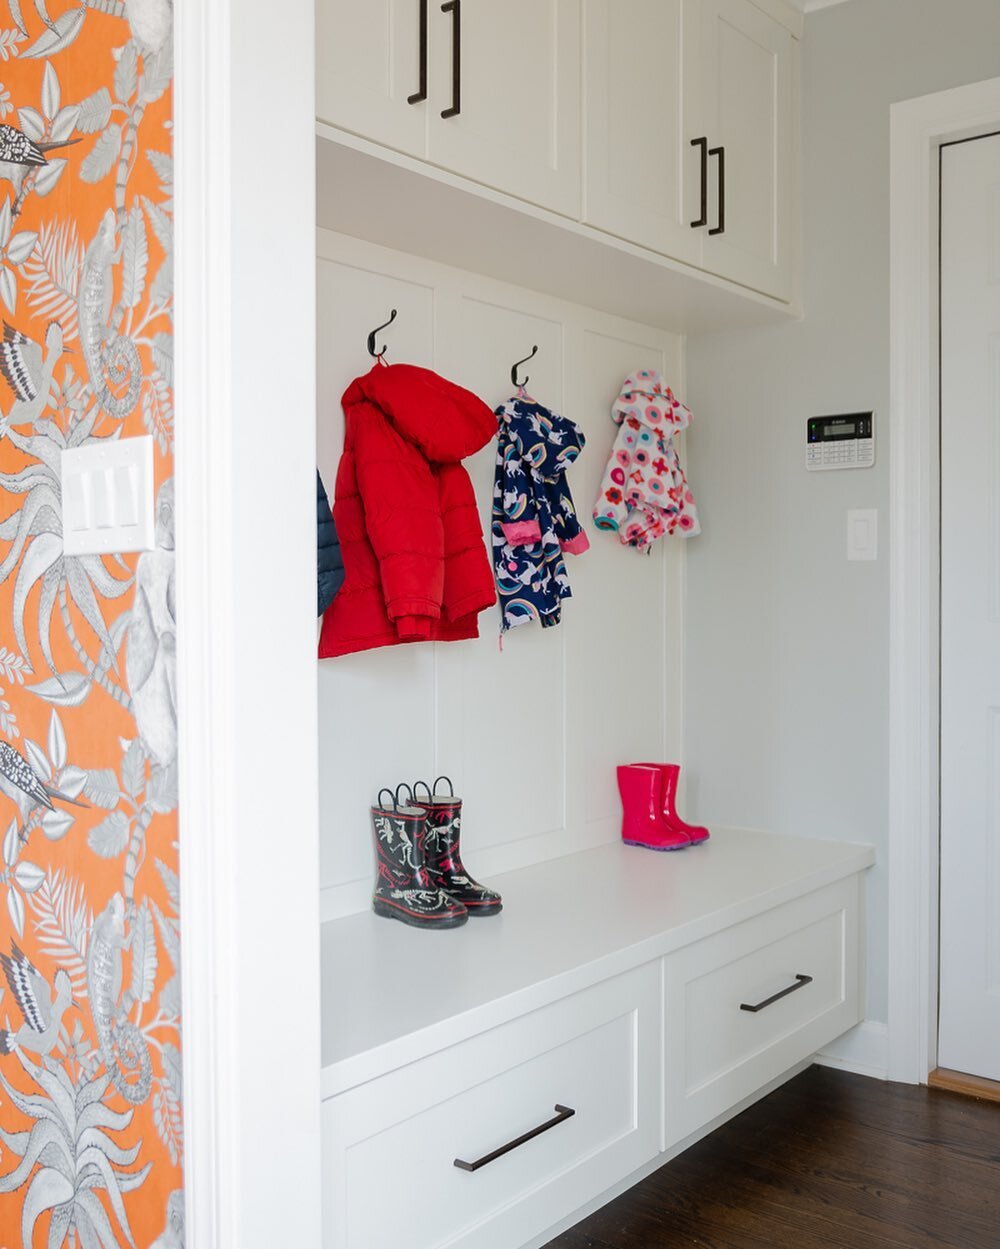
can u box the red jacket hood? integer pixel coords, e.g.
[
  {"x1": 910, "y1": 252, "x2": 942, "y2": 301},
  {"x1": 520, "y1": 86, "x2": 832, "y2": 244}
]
[{"x1": 342, "y1": 364, "x2": 497, "y2": 464}]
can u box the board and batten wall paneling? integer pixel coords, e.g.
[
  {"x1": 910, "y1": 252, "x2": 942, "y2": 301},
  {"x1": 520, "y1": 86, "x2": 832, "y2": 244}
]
[{"x1": 317, "y1": 231, "x2": 686, "y2": 919}]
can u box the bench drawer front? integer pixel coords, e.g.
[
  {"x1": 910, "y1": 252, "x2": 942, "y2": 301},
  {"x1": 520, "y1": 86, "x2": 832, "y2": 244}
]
[
  {"x1": 323, "y1": 963, "x2": 661, "y2": 1249},
  {"x1": 663, "y1": 876, "x2": 862, "y2": 1146}
]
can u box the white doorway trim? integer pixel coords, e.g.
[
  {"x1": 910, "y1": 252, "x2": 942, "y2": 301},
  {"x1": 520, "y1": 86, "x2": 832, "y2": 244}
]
[
  {"x1": 888, "y1": 75, "x2": 1000, "y2": 1085},
  {"x1": 175, "y1": 0, "x2": 322, "y2": 1244}
]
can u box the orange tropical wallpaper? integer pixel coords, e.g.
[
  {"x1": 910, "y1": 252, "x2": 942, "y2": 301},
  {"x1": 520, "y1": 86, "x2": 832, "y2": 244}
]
[{"x1": 0, "y1": 1, "x2": 180, "y2": 1246}]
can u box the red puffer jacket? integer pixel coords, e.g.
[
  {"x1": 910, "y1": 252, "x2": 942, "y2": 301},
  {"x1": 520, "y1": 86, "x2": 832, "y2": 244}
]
[{"x1": 319, "y1": 364, "x2": 497, "y2": 658}]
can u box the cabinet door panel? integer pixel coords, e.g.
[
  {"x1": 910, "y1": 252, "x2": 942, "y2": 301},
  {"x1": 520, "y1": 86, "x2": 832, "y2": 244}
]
[
  {"x1": 427, "y1": 0, "x2": 582, "y2": 219},
  {"x1": 583, "y1": 0, "x2": 701, "y2": 267},
  {"x1": 698, "y1": 0, "x2": 793, "y2": 300},
  {"x1": 317, "y1": 0, "x2": 429, "y2": 158}
]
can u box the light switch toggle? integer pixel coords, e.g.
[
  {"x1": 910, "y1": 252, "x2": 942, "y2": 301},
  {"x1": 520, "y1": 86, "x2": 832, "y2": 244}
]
[
  {"x1": 63, "y1": 472, "x2": 90, "y2": 532},
  {"x1": 61, "y1": 436, "x2": 155, "y2": 556},
  {"x1": 93, "y1": 469, "x2": 114, "y2": 529},
  {"x1": 114, "y1": 464, "x2": 139, "y2": 527},
  {"x1": 847, "y1": 508, "x2": 878, "y2": 562}
]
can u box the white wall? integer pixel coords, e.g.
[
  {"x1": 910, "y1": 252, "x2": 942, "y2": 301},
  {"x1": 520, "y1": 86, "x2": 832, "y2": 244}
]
[
  {"x1": 683, "y1": 0, "x2": 1000, "y2": 1026},
  {"x1": 317, "y1": 232, "x2": 686, "y2": 919}
]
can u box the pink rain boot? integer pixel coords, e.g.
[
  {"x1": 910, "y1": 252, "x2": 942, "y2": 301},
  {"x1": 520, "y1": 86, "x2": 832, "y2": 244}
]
[
  {"x1": 617, "y1": 765, "x2": 691, "y2": 851},
  {"x1": 633, "y1": 762, "x2": 710, "y2": 844}
]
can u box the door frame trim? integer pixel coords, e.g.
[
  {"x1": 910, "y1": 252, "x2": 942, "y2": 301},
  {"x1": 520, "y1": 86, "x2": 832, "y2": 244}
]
[
  {"x1": 176, "y1": 0, "x2": 321, "y2": 1242},
  {"x1": 888, "y1": 75, "x2": 1000, "y2": 1084}
]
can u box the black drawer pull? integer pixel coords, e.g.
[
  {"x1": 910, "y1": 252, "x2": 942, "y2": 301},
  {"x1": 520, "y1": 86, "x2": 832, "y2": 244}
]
[
  {"x1": 740, "y1": 974, "x2": 812, "y2": 1013},
  {"x1": 708, "y1": 144, "x2": 725, "y2": 235},
  {"x1": 441, "y1": 0, "x2": 461, "y2": 119},
  {"x1": 454, "y1": 1104, "x2": 575, "y2": 1172},
  {"x1": 407, "y1": 0, "x2": 428, "y2": 105},
  {"x1": 690, "y1": 136, "x2": 708, "y2": 228}
]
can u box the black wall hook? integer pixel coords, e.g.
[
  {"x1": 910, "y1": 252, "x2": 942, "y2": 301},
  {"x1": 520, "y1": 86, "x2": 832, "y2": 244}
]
[
  {"x1": 511, "y1": 345, "x2": 538, "y2": 388},
  {"x1": 367, "y1": 309, "x2": 398, "y2": 360}
]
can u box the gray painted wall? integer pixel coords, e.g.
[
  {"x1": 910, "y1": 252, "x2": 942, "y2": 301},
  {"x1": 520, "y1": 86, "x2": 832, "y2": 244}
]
[{"x1": 684, "y1": 0, "x2": 1000, "y2": 1023}]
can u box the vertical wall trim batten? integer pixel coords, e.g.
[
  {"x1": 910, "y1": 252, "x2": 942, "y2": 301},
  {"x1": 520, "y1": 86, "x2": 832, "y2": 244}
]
[{"x1": 176, "y1": 0, "x2": 321, "y2": 1243}]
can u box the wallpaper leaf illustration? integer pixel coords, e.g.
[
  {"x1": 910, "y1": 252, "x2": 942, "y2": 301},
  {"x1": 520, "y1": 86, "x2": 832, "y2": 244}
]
[
  {"x1": 0, "y1": 2, "x2": 180, "y2": 1242},
  {"x1": 0, "y1": 1049, "x2": 152, "y2": 1246},
  {"x1": 23, "y1": 218, "x2": 82, "y2": 339},
  {"x1": 28, "y1": 868, "x2": 91, "y2": 999}
]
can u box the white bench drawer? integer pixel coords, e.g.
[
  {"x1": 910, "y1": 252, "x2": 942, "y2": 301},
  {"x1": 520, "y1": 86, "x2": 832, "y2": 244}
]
[
  {"x1": 322, "y1": 962, "x2": 661, "y2": 1249},
  {"x1": 663, "y1": 875, "x2": 862, "y2": 1146}
]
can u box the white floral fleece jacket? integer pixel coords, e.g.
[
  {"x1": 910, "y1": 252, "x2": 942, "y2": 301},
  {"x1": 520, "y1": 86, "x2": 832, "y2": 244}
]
[{"x1": 592, "y1": 370, "x2": 700, "y2": 549}]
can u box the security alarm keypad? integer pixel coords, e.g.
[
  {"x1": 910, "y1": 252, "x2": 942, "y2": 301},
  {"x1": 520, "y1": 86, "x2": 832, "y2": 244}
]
[{"x1": 806, "y1": 412, "x2": 875, "y2": 471}]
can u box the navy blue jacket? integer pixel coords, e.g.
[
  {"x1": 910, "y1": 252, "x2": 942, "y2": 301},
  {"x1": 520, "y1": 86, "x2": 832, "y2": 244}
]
[{"x1": 317, "y1": 470, "x2": 344, "y2": 616}]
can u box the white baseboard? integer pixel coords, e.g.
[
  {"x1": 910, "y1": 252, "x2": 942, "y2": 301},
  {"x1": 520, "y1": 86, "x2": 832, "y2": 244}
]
[{"x1": 815, "y1": 1020, "x2": 889, "y2": 1080}]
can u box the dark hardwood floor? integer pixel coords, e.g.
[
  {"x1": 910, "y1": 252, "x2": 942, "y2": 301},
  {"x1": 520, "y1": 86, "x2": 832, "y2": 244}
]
[{"x1": 544, "y1": 1065, "x2": 1000, "y2": 1249}]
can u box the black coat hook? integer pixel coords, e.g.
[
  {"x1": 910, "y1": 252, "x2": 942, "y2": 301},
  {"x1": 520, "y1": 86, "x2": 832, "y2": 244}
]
[
  {"x1": 367, "y1": 309, "x2": 398, "y2": 360},
  {"x1": 511, "y1": 345, "x2": 538, "y2": 388}
]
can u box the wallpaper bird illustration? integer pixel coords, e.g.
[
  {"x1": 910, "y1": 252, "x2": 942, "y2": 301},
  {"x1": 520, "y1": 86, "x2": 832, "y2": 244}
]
[{"x1": 0, "y1": 1, "x2": 180, "y2": 1245}]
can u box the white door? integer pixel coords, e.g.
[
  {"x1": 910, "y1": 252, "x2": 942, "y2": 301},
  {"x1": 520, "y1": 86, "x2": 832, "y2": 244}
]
[
  {"x1": 697, "y1": 0, "x2": 793, "y2": 302},
  {"x1": 316, "y1": 0, "x2": 429, "y2": 158},
  {"x1": 426, "y1": 0, "x2": 582, "y2": 218},
  {"x1": 939, "y1": 131, "x2": 1000, "y2": 1083},
  {"x1": 582, "y1": 0, "x2": 701, "y2": 267}
]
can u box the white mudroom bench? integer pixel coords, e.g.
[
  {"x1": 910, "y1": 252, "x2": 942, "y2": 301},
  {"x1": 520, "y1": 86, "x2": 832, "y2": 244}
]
[{"x1": 318, "y1": 827, "x2": 874, "y2": 1249}]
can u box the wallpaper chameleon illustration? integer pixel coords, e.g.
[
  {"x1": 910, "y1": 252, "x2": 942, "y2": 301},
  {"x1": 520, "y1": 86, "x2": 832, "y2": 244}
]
[{"x1": 0, "y1": 0, "x2": 182, "y2": 1244}]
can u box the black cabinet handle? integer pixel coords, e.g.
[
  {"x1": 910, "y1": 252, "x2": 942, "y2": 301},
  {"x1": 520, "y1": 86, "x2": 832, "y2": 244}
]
[
  {"x1": 740, "y1": 974, "x2": 812, "y2": 1014},
  {"x1": 690, "y1": 137, "x2": 708, "y2": 228},
  {"x1": 709, "y1": 144, "x2": 725, "y2": 235},
  {"x1": 454, "y1": 1104, "x2": 575, "y2": 1172},
  {"x1": 441, "y1": 0, "x2": 461, "y2": 118},
  {"x1": 407, "y1": 0, "x2": 428, "y2": 105}
]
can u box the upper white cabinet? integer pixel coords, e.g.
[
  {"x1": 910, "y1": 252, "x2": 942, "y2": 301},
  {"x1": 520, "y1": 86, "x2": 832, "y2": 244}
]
[
  {"x1": 427, "y1": 0, "x2": 582, "y2": 219},
  {"x1": 696, "y1": 0, "x2": 795, "y2": 301},
  {"x1": 583, "y1": 0, "x2": 797, "y2": 302},
  {"x1": 316, "y1": 0, "x2": 799, "y2": 307},
  {"x1": 582, "y1": 0, "x2": 701, "y2": 268},
  {"x1": 316, "y1": 0, "x2": 429, "y2": 159},
  {"x1": 317, "y1": 0, "x2": 581, "y2": 218}
]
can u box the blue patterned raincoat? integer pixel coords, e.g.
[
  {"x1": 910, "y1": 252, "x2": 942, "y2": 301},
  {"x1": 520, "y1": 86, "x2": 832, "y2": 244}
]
[{"x1": 491, "y1": 395, "x2": 589, "y2": 632}]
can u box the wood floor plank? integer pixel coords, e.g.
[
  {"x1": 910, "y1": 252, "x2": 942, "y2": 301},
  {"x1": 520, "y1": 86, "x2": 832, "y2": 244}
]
[
  {"x1": 543, "y1": 1065, "x2": 1000, "y2": 1249},
  {"x1": 542, "y1": 1234, "x2": 616, "y2": 1249},
  {"x1": 674, "y1": 1131, "x2": 998, "y2": 1249},
  {"x1": 789, "y1": 1067, "x2": 1000, "y2": 1161}
]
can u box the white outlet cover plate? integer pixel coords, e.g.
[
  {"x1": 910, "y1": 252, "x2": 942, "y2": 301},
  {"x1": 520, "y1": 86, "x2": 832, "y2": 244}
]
[{"x1": 61, "y1": 435, "x2": 156, "y2": 556}]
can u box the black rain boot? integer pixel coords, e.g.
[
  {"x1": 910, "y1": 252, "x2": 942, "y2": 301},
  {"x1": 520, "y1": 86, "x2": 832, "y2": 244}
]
[
  {"x1": 370, "y1": 786, "x2": 468, "y2": 929},
  {"x1": 413, "y1": 777, "x2": 503, "y2": 917}
]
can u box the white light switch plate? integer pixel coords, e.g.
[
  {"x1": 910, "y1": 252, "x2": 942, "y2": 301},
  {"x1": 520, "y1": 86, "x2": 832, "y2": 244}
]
[
  {"x1": 61, "y1": 436, "x2": 156, "y2": 556},
  {"x1": 847, "y1": 508, "x2": 878, "y2": 561}
]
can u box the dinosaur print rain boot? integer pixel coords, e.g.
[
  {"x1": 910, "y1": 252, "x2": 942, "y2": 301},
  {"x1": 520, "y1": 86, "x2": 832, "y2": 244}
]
[
  {"x1": 633, "y1": 762, "x2": 710, "y2": 844},
  {"x1": 413, "y1": 777, "x2": 503, "y2": 916},
  {"x1": 370, "y1": 786, "x2": 468, "y2": 929}
]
